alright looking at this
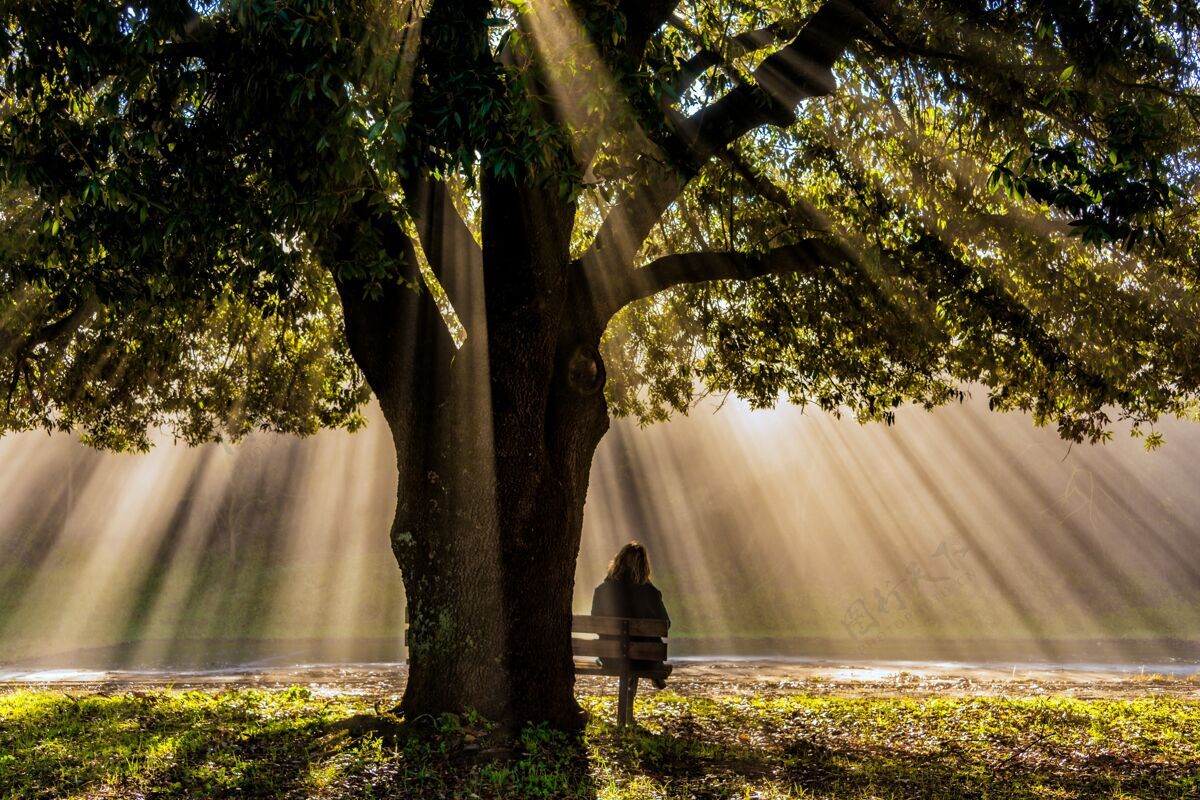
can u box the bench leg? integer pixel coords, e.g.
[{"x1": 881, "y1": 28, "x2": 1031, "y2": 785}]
[
  {"x1": 616, "y1": 674, "x2": 629, "y2": 728},
  {"x1": 618, "y1": 676, "x2": 639, "y2": 728}
]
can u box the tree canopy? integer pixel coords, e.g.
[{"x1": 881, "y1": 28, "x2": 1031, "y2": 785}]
[{"x1": 3, "y1": 0, "x2": 1200, "y2": 450}]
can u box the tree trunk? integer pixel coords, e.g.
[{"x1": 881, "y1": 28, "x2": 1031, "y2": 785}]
[
  {"x1": 378, "y1": 330, "x2": 609, "y2": 729},
  {"x1": 334, "y1": 180, "x2": 609, "y2": 730}
]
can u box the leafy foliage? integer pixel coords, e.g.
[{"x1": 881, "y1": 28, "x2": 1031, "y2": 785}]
[
  {"x1": 0, "y1": 1, "x2": 394, "y2": 447},
  {"x1": 602, "y1": 0, "x2": 1200, "y2": 444},
  {"x1": 2, "y1": 0, "x2": 1199, "y2": 449}
]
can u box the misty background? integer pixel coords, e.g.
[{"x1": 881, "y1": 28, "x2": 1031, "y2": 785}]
[{"x1": 2, "y1": 392, "x2": 1198, "y2": 668}]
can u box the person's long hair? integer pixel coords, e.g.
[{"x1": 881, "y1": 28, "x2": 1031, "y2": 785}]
[{"x1": 607, "y1": 541, "x2": 652, "y2": 584}]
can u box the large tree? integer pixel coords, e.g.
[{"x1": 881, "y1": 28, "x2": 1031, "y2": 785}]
[{"x1": 2, "y1": 0, "x2": 1198, "y2": 728}]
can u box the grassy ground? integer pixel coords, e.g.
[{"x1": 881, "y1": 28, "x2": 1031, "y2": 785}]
[{"x1": 1, "y1": 688, "x2": 1198, "y2": 799}]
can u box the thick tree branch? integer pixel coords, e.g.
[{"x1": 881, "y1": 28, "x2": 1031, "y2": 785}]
[
  {"x1": 152, "y1": 0, "x2": 223, "y2": 58},
  {"x1": 595, "y1": 229, "x2": 1116, "y2": 419},
  {"x1": 1, "y1": 289, "x2": 99, "y2": 360},
  {"x1": 578, "y1": 0, "x2": 874, "y2": 320},
  {"x1": 617, "y1": 0, "x2": 683, "y2": 60},
  {"x1": 328, "y1": 192, "x2": 456, "y2": 410},
  {"x1": 405, "y1": 171, "x2": 484, "y2": 334},
  {"x1": 594, "y1": 240, "x2": 848, "y2": 321},
  {"x1": 27, "y1": 292, "x2": 100, "y2": 349},
  {"x1": 668, "y1": 18, "x2": 802, "y2": 101},
  {"x1": 2, "y1": 289, "x2": 99, "y2": 412},
  {"x1": 672, "y1": 0, "x2": 873, "y2": 165}
]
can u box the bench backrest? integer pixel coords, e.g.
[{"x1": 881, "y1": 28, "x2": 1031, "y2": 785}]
[{"x1": 571, "y1": 614, "x2": 668, "y2": 662}]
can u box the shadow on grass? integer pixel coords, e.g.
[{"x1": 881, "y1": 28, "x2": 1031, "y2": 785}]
[
  {"x1": 0, "y1": 689, "x2": 599, "y2": 800},
  {"x1": 593, "y1": 717, "x2": 1200, "y2": 799},
  {"x1": 4, "y1": 690, "x2": 1199, "y2": 799}
]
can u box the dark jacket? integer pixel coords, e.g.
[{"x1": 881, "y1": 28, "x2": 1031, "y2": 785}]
[{"x1": 590, "y1": 577, "x2": 670, "y2": 670}]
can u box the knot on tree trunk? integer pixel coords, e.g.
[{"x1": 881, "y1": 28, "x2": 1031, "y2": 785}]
[{"x1": 565, "y1": 343, "x2": 605, "y2": 395}]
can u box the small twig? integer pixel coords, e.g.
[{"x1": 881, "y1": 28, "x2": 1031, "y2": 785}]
[{"x1": 996, "y1": 731, "x2": 1050, "y2": 770}]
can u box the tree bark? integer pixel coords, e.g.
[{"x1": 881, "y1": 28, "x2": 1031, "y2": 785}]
[
  {"x1": 381, "y1": 320, "x2": 608, "y2": 730},
  {"x1": 334, "y1": 177, "x2": 609, "y2": 730}
]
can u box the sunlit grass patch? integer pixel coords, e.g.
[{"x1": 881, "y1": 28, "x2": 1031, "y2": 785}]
[
  {"x1": 599, "y1": 693, "x2": 1200, "y2": 799},
  {"x1": 2, "y1": 688, "x2": 1198, "y2": 798},
  {"x1": 0, "y1": 688, "x2": 366, "y2": 798}
]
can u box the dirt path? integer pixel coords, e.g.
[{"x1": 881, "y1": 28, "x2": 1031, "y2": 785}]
[{"x1": 2, "y1": 660, "x2": 1198, "y2": 700}]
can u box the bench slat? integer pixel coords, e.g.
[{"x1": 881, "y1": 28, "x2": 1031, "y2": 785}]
[
  {"x1": 574, "y1": 661, "x2": 673, "y2": 679},
  {"x1": 572, "y1": 614, "x2": 669, "y2": 637},
  {"x1": 572, "y1": 639, "x2": 668, "y2": 660}
]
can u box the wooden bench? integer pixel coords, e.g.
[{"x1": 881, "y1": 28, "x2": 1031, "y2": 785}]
[{"x1": 572, "y1": 614, "x2": 672, "y2": 728}]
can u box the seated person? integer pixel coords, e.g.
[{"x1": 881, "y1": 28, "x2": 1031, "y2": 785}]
[{"x1": 590, "y1": 541, "x2": 670, "y2": 689}]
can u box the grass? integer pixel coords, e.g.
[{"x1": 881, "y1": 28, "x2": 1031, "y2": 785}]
[{"x1": 1, "y1": 688, "x2": 1198, "y2": 798}]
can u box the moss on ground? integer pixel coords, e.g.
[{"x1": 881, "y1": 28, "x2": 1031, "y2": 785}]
[{"x1": 1, "y1": 688, "x2": 1197, "y2": 798}]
